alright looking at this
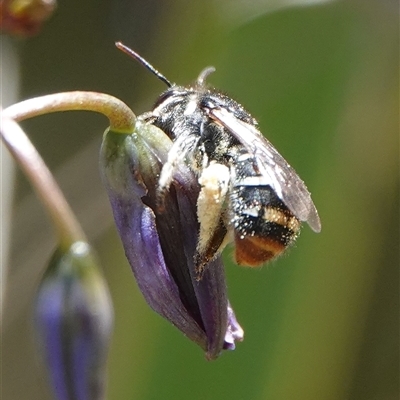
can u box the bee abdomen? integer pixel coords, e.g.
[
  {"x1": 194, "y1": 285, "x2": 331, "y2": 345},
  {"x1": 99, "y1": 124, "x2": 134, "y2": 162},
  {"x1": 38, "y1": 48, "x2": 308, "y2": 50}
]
[{"x1": 231, "y1": 186, "x2": 300, "y2": 267}]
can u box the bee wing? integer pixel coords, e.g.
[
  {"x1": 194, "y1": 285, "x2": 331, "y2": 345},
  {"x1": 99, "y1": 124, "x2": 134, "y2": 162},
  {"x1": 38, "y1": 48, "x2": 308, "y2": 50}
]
[{"x1": 209, "y1": 107, "x2": 321, "y2": 232}]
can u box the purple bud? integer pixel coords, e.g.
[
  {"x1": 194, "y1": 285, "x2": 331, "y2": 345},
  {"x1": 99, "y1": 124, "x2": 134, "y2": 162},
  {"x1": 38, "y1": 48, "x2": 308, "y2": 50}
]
[
  {"x1": 100, "y1": 123, "x2": 243, "y2": 359},
  {"x1": 35, "y1": 241, "x2": 113, "y2": 400}
]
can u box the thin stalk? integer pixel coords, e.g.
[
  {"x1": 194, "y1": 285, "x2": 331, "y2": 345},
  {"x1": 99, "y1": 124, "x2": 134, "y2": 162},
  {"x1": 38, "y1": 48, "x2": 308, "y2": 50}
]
[
  {"x1": 3, "y1": 91, "x2": 136, "y2": 133},
  {"x1": 0, "y1": 116, "x2": 86, "y2": 250},
  {"x1": 1, "y1": 91, "x2": 136, "y2": 249}
]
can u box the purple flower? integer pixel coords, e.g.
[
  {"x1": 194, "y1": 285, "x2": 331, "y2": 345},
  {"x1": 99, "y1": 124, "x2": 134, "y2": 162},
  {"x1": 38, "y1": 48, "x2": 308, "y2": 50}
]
[
  {"x1": 35, "y1": 242, "x2": 113, "y2": 400},
  {"x1": 100, "y1": 121, "x2": 243, "y2": 359}
]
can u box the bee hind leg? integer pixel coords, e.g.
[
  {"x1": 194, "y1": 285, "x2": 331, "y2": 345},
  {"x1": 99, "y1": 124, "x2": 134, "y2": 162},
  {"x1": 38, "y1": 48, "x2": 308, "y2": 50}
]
[{"x1": 195, "y1": 162, "x2": 231, "y2": 278}]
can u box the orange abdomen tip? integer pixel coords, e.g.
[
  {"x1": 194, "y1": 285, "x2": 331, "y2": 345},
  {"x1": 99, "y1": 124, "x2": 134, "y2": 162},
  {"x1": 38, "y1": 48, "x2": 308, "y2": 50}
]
[{"x1": 234, "y1": 233, "x2": 287, "y2": 267}]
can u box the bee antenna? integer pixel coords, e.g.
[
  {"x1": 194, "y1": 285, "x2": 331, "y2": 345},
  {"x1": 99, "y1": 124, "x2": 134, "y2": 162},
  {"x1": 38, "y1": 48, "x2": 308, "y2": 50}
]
[
  {"x1": 197, "y1": 66, "x2": 216, "y2": 86},
  {"x1": 115, "y1": 42, "x2": 172, "y2": 88}
]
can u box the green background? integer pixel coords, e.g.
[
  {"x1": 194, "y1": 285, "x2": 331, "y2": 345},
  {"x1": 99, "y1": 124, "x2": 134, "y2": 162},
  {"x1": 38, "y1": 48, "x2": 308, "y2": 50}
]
[{"x1": 2, "y1": 0, "x2": 398, "y2": 399}]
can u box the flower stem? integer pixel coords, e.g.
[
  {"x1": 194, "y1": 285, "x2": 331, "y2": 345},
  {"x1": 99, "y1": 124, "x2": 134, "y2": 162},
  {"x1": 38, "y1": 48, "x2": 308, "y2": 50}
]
[
  {"x1": 2, "y1": 91, "x2": 136, "y2": 133},
  {"x1": 0, "y1": 115, "x2": 86, "y2": 250},
  {"x1": 1, "y1": 91, "x2": 136, "y2": 249}
]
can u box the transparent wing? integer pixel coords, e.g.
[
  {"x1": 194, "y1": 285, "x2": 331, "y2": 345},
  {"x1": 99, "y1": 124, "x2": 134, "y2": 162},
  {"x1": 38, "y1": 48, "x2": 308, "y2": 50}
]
[{"x1": 209, "y1": 107, "x2": 321, "y2": 232}]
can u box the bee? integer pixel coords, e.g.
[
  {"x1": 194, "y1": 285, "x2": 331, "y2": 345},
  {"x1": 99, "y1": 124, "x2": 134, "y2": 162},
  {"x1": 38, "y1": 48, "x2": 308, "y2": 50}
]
[{"x1": 116, "y1": 42, "x2": 321, "y2": 273}]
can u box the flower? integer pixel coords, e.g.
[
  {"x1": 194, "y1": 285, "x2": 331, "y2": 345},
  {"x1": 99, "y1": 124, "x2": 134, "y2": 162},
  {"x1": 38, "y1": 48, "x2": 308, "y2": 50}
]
[
  {"x1": 35, "y1": 241, "x2": 113, "y2": 400},
  {"x1": 0, "y1": 0, "x2": 56, "y2": 36},
  {"x1": 100, "y1": 120, "x2": 243, "y2": 359}
]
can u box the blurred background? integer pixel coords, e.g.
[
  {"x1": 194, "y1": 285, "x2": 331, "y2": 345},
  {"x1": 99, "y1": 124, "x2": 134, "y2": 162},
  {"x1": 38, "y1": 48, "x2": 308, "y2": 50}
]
[{"x1": 1, "y1": 0, "x2": 398, "y2": 399}]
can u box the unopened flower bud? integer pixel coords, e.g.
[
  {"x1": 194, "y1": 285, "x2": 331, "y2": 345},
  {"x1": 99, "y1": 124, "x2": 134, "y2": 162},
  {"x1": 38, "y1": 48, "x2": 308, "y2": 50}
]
[
  {"x1": 0, "y1": 0, "x2": 56, "y2": 36},
  {"x1": 35, "y1": 241, "x2": 113, "y2": 400},
  {"x1": 100, "y1": 122, "x2": 243, "y2": 359}
]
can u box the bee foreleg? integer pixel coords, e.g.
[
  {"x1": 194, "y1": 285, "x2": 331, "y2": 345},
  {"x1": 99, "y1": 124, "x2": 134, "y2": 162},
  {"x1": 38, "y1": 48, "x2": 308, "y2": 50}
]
[{"x1": 157, "y1": 134, "x2": 199, "y2": 210}]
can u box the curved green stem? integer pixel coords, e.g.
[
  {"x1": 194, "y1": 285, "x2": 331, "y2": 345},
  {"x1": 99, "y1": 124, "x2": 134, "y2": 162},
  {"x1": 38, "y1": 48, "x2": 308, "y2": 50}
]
[
  {"x1": 2, "y1": 91, "x2": 136, "y2": 133},
  {"x1": 1, "y1": 91, "x2": 136, "y2": 249}
]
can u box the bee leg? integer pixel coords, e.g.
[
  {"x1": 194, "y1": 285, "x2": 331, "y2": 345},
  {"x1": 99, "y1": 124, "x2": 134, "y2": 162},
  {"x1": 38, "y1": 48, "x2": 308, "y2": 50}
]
[
  {"x1": 195, "y1": 162, "x2": 230, "y2": 277},
  {"x1": 156, "y1": 134, "x2": 199, "y2": 211},
  {"x1": 195, "y1": 223, "x2": 229, "y2": 280}
]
